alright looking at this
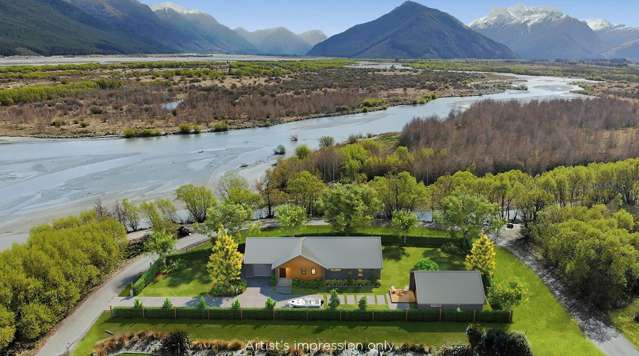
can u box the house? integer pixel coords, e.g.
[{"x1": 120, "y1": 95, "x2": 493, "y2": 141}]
[
  {"x1": 243, "y1": 236, "x2": 383, "y2": 281},
  {"x1": 410, "y1": 271, "x2": 485, "y2": 310}
]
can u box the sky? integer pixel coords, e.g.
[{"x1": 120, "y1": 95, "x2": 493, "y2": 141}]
[{"x1": 141, "y1": 0, "x2": 639, "y2": 36}]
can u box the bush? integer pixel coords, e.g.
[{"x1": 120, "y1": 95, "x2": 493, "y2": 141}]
[
  {"x1": 438, "y1": 345, "x2": 473, "y2": 356},
  {"x1": 162, "y1": 298, "x2": 173, "y2": 310},
  {"x1": 131, "y1": 260, "x2": 162, "y2": 295},
  {"x1": 265, "y1": 298, "x2": 276, "y2": 311},
  {"x1": 213, "y1": 121, "x2": 229, "y2": 132},
  {"x1": 274, "y1": 145, "x2": 286, "y2": 155},
  {"x1": 414, "y1": 258, "x2": 439, "y2": 271},
  {"x1": 329, "y1": 289, "x2": 340, "y2": 310},
  {"x1": 358, "y1": 297, "x2": 367, "y2": 311},
  {"x1": 161, "y1": 331, "x2": 191, "y2": 355},
  {"x1": 133, "y1": 299, "x2": 143, "y2": 310}
]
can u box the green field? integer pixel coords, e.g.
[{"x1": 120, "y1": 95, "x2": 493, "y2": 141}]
[
  {"x1": 611, "y1": 298, "x2": 639, "y2": 348},
  {"x1": 138, "y1": 243, "x2": 212, "y2": 297},
  {"x1": 73, "y1": 314, "x2": 474, "y2": 356},
  {"x1": 493, "y1": 249, "x2": 603, "y2": 356}
]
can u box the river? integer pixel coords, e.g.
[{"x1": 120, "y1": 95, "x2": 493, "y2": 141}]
[{"x1": 0, "y1": 74, "x2": 586, "y2": 249}]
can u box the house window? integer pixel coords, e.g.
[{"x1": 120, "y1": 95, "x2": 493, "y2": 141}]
[
  {"x1": 357, "y1": 269, "x2": 364, "y2": 278},
  {"x1": 301, "y1": 268, "x2": 307, "y2": 275},
  {"x1": 311, "y1": 268, "x2": 317, "y2": 275}
]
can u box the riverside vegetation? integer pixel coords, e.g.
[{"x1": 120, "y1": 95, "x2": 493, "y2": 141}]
[{"x1": 0, "y1": 59, "x2": 511, "y2": 137}]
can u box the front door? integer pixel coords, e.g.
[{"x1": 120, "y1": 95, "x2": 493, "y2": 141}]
[{"x1": 279, "y1": 268, "x2": 287, "y2": 278}]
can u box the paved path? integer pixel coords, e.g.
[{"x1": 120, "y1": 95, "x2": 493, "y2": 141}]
[
  {"x1": 36, "y1": 233, "x2": 209, "y2": 356},
  {"x1": 495, "y1": 226, "x2": 639, "y2": 356}
]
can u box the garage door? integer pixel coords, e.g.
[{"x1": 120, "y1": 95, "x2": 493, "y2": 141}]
[{"x1": 245, "y1": 264, "x2": 272, "y2": 278}]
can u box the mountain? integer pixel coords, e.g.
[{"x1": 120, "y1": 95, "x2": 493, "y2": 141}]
[
  {"x1": 151, "y1": 3, "x2": 256, "y2": 53},
  {"x1": 299, "y1": 30, "x2": 327, "y2": 47},
  {"x1": 586, "y1": 19, "x2": 639, "y2": 60},
  {"x1": 0, "y1": 0, "x2": 169, "y2": 55},
  {"x1": 307, "y1": 1, "x2": 515, "y2": 59},
  {"x1": 470, "y1": 5, "x2": 603, "y2": 59},
  {"x1": 65, "y1": 0, "x2": 187, "y2": 51},
  {"x1": 235, "y1": 27, "x2": 325, "y2": 56}
]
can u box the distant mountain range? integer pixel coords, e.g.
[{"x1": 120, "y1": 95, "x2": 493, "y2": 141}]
[
  {"x1": 2, "y1": 0, "x2": 639, "y2": 61},
  {"x1": 308, "y1": 1, "x2": 515, "y2": 59},
  {"x1": 0, "y1": 0, "x2": 323, "y2": 56},
  {"x1": 470, "y1": 5, "x2": 639, "y2": 60},
  {"x1": 234, "y1": 27, "x2": 326, "y2": 56}
]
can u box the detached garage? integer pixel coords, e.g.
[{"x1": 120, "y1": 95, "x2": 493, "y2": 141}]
[{"x1": 410, "y1": 270, "x2": 486, "y2": 310}]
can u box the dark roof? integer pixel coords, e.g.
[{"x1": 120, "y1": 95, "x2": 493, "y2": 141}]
[
  {"x1": 412, "y1": 271, "x2": 485, "y2": 306},
  {"x1": 244, "y1": 236, "x2": 383, "y2": 270}
]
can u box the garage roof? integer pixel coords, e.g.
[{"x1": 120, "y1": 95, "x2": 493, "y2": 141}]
[{"x1": 412, "y1": 271, "x2": 486, "y2": 306}]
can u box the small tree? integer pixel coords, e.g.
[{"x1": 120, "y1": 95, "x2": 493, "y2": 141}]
[
  {"x1": 391, "y1": 210, "x2": 418, "y2": 244},
  {"x1": 140, "y1": 199, "x2": 178, "y2": 233},
  {"x1": 0, "y1": 306, "x2": 16, "y2": 349},
  {"x1": 322, "y1": 183, "x2": 382, "y2": 233},
  {"x1": 465, "y1": 235, "x2": 497, "y2": 279},
  {"x1": 488, "y1": 281, "x2": 528, "y2": 311},
  {"x1": 176, "y1": 184, "x2": 217, "y2": 223},
  {"x1": 265, "y1": 298, "x2": 276, "y2": 310},
  {"x1": 413, "y1": 258, "x2": 439, "y2": 271},
  {"x1": 201, "y1": 202, "x2": 252, "y2": 238},
  {"x1": 275, "y1": 204, "x2": 308, "y2": 234},
  {"x1": 328, "y1": 289, "x2": 340, "y2": 310},
  {"x1": 161, "y1": 331, "x2": 191, "y2": 355},
  {"x1": 231, "y1": 299, "x2": 241, "y2": 310},
  {"x1": 144, "y1": 231, "x2": 175, "y2": 268},
  {"x1": 295, "y1": 145, "x2": 311, "y2": 159},
  {"x1": 358, "y1": 297, "x2": 367, "y2": 311},
  {"x1": 319, "y1": 136, "x2": 335, "y2": 148},
  {"x1": 133, "y1": 299, "x2": 143, "y2": 310},
  {"x1": 217, "y1": 172, "x2": 262, "y2": 208},
  {"x1": 162, "y1": 298, "x2": 173, "y2": 310},
  {"x1": 207, "y1": 229, "x2": 244, "y2": 295},
  {"x1": 435, "y1": 192, "x2": 504, "y2": 251},
  {"x1": 197, "y1": 296, "x2": 208, "y2": 310}
]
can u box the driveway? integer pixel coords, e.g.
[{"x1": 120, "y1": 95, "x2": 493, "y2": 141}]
[
  {"x1": 36, "y1": 232, "x2": 209, "y2": 356},
  {"x1": 494, "y1": 225, "x2": 639, "y2": 356}
]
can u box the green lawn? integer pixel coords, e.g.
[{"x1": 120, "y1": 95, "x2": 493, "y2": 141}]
[
  {"x1": 73, "y1": 313, "x2": 474, "y2": 356},
  {"x1": 131, "y1": 228, "x2": 602, "y2": 356},
  {"x1": 611, "y1": 298, "x2": 639, "y2": 349},
  {"x1": 493, "y1": 249, "x2": 603, "y2": 356},
  {"x1": 139, "y1": 244, "x2": 212, "y2": 297}
]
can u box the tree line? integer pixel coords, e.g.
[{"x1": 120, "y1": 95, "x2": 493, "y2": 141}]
[{"x1": 0, "y1": 213, "x2": 127, "y2": 351}]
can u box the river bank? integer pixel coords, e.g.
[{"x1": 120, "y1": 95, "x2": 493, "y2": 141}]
[{"x1": 0, "y1": 74, "x2": 587, "y2": 250}]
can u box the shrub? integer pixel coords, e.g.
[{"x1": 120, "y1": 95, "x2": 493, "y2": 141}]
[
  {"x1": 179, "y1": 123, "x2": 193, "y2": 134},
  {"x1": 328, "y1": 289, "x2": 340, "y2": 310},
  {"x1": 414, "y1": 258, "x2": 439, "y2": 271},
  {"x1": 231, "y1": 300, "x2": 241, "y2": 310},
  {"x1": 213, "y1": 121, "x2": 229, "y2": 132},
  {"x1": 265, "y1": 298, "x2": 276, "y2": 311},
  {"x1": 133, "y1": 299, "x2": 143, "y2": 310},
  {"x1": 358, "y1": 297, "x2": 367, "y2": 311},
  {"x1": 438, "y1": 345, "x2": 473, "y2": 356},
  {"x1": 197, "y1": 296, "x2": 208, "y2": 310},
  {"x1": 274, "y1": 145, "x2": 286, "y2": 155},
  {"x1": 488, "y1": 281, "x2": 528, "y2": 311},
  {"x1": 319, "y1": 136, "x2": 335, "y2": 148},
  {"x1": 161, "y1": 331, "x2": 191, "y2": 355},
  {"x1": 162, "y1": 298, "x2": 173, "y2": 310}
]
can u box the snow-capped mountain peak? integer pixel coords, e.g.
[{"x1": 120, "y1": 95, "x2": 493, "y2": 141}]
[
  {"x1": 150, "y1": 2, "x2": 202, "y2": 15},
  {"x1": 586, "y1": 19, "x2": 614, "y2": 31},
  {"x1": 470, "y1": 5, "x2": 567, "y2": 29}
]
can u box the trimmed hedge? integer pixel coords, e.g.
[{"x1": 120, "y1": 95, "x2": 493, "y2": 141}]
[
  {"x1": 131, "y1": 261, "x2": 162, "y2": 296},
  {"x1": 297, "y1": 232, "x2": 461, "y2": 248},
  {"x1": 111, "y1": 307, "x2": 512, "y2": 324}
]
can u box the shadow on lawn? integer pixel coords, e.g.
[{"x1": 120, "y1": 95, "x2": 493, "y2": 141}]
[{"x1": 383, "y1": 246, "x2": 408, "y2": 261}]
